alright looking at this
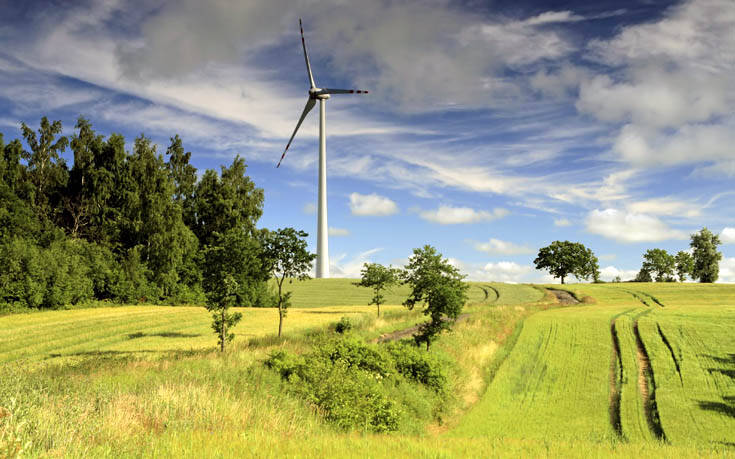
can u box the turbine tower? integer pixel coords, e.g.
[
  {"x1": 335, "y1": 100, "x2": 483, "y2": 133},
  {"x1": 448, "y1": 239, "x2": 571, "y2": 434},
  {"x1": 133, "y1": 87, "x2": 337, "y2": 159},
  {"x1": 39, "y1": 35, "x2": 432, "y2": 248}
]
[{"x1": 277, "y1": 18, "x2": 368, "y2": 278}]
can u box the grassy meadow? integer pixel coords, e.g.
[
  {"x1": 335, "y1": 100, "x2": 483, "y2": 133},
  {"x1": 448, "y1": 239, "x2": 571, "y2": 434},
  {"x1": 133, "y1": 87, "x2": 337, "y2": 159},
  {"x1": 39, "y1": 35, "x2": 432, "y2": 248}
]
[{"x1": 1, "y1": 280, "x2": 733, "y2": 457}]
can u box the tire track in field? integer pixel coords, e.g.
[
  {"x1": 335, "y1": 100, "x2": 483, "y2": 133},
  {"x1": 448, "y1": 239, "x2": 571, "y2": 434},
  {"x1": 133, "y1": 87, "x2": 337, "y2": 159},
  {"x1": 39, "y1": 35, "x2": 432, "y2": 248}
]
[
  {"x1": 632, "y1": 310, "x2": 668, "y2": 442},
  {"x1": 656, "y1": 323, "x2": 684, "y2": 386},
  {"x1": 609, "y1": 308, "x2": 637, "y2": 438},
  {"x1": 486, "y1": 285, "x2": 500, "y2": 303},
  {"x1": 637, "y1": 291, "x2": 665, "y2": 308},
  {"x1": 624, "y1": 289, "x2": 653, "y2": 307}
]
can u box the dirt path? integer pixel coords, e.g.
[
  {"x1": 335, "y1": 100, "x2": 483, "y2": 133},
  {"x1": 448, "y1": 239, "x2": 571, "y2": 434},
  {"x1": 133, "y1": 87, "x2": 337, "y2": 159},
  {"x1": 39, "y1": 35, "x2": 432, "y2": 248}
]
[
  {"x1": 548, "y1": 289, "x2": 580, "y2": 305},
  {"x1": 375, "y1": 313, "x2": 471, "y2": 343}
]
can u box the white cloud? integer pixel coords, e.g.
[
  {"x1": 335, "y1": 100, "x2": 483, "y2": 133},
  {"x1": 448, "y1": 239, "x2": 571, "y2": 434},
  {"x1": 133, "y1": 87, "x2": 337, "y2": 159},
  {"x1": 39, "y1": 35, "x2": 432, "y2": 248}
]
[
  {"x1": 420, "y1": 206, "x2": 509, "y2": 225},
  {"x1": 554, "y1": 218, "x2": 572, "y2": 227},
  {"x1": 479, "y1": 261, "x2": 533, "y2": 283},
  {"x1": 719, "y1": 257, "x2": 735, "y2": 283},
  {"x1": 349, "y1": 193, "x2": 398, "y2": 217},
  {"x1": 585, "y1": 208, "x2": 687, "y2": 243},
  {"x1": 474, "y1": 238, "x2": 533, "y2": 255},
  {"x1": 598, "y1": 254, "x2": 617, "y2": 262},
  {"x1": 721, "y1": 227, "x2": 735, "y2": 244},
  {"x1": 612, "y1": 121, "x2": 735, "y2": 168},
  {"x1": 578, "y1": 0, "x2": 735, "y2": 171},
  {"x1": 328, "y1": 227, "x2": 350, "y2": 237},
  {"x1": 599, "y1": 266, "x2": 638, "y2": 282},
  {"x1": 329, "y1": 248, "x2": 382, "y2": 278}
]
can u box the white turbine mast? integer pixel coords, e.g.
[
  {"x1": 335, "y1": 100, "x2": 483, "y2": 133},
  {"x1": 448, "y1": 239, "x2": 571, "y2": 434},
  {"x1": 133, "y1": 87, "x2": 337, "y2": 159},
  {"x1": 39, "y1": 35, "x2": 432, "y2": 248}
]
[{"x1": 277, "y1": 18, "x2": 368, "y2": 279}]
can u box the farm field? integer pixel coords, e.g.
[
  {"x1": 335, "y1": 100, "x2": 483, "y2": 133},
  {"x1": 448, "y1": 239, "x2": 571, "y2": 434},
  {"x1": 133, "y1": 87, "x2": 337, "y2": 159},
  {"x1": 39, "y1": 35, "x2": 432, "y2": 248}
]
[
  {"x1": 0, "y1": 281, "x2": 733, "y2": 457},
  {"x1": 453, "y1": 283, "x2": 735, "y2": 450}
]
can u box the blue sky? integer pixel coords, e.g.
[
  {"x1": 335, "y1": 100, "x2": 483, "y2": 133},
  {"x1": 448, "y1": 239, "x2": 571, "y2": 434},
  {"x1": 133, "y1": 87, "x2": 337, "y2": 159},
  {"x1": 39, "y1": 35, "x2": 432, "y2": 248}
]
[{"x1": 1, "y1": 0, "x2": 734, "y2": 282}]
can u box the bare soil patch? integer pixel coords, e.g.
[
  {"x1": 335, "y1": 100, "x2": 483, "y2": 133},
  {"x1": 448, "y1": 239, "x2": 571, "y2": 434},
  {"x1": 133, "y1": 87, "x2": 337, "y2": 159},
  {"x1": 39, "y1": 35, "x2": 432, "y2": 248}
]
[{"x1": 548, "y1": 289, "x2": 580, "y2": 305}]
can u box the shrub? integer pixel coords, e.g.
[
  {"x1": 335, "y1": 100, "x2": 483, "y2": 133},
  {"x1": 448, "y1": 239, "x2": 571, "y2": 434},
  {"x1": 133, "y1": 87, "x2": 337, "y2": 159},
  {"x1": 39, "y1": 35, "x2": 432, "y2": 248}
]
[
  {"x1": 313, "y1": 337, "x2": 393, "y2": 378},
  {"x1": 334, "y1": 316, "x2": 353, "y2": 334},
  {"x1": 264, "y1": 339, "x2": 400, "y2": 432},
  {"x1": 386, "y1": 341, "x2": 447, "y2": 393}
]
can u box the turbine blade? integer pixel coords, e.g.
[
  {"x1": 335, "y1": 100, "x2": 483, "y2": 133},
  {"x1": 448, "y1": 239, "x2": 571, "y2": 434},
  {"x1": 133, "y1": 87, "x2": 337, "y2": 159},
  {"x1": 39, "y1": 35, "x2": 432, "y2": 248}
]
[
  {"x1": 322, "y1": 88, "x2": 369, "y2": 95},
  {"x1": 300, "y1": 18, "x2": 316, "y2": 89},
  {"x1": 277, "y1": 98, "x2": 316, "y2": 168}
]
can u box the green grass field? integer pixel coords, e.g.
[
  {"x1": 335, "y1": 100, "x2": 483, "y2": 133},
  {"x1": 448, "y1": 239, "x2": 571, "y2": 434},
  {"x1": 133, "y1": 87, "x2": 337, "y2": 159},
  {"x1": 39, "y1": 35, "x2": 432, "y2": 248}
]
[
  {"x1": 453, "y1": 282, "x2": 735, "y2": 449},
  {"x1": 1, "y1": 280, "x2": 733, "y2": 457}
]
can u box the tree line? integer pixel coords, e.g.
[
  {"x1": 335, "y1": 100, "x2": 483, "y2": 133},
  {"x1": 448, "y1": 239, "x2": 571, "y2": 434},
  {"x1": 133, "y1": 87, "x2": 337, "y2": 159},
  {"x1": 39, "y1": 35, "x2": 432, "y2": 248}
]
[
  {"x1": 632, "y1": 228, "x2": 722, "y2": 283},
  {"x1": 0, "y1": 116, "x2": 277, "y2": 311},
  {"x1": 533, "y1": 228, "x2": 723, "y2": 284}
]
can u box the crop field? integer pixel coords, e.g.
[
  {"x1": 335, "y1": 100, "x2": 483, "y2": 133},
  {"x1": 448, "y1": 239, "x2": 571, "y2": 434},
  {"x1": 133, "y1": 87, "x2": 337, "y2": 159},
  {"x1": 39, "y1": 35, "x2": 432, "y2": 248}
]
[
  {"x1": 453, "y1": 283, "x2": 735, "y2": 450},
  {"x1": 1, "y1": 281, "x2": 733, "y2": 457},
  {"x1": 0, "y1": 305, "x2": 402, "y2": 364}
]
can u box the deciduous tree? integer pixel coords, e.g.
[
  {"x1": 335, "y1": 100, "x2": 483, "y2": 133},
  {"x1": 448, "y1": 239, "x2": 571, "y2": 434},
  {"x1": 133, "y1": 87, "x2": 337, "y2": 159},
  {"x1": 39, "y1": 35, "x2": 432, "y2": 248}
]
[
  {"x1": 674, "y1": 251, "x2": 693, "y2": 282},
  {"x1": 355, "y1": 263, "x2": 399, "y2": 317},
  {"x1": 261, "y1": 227, "x2": 316, "y2": 337},
  {"x1": 690, "y1": 227, "x2": 722, "y2": 283},
  {"x1": 642, "y1": 248, "x2": 676, "y2": 282},
  {"x1": 202, "y1": 230, "x2": 259, "y2": 351},
  {"x1": 402, "y1": 245, "x2": 468, "y2": 350},
  {"x1": 533, "y1": 241, "x2": 599, "y2": 284}
]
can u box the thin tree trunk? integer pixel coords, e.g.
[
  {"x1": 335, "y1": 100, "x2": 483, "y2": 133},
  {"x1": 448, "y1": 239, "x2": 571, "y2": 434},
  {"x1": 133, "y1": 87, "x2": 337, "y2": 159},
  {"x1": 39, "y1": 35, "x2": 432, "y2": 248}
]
[
  {"x1": 221, "y1": 309, "x2": 226, "y2": 352},
  {"x1": 561, "y1": 275, "x2": 565, "y2": 284},
  {"x1": 377, "y1": 302, "x2": 380, "y2": 317},
  {"x1": 278, "y1": 277, "x2": 284, "y2": 337}
]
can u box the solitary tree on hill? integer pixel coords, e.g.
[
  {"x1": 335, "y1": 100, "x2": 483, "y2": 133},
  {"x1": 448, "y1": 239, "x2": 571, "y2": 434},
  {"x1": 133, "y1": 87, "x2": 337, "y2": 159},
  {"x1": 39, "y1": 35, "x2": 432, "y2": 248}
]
[
  {"x1": 533, "y1": 241, "x2": 599, "y2": 284},
  {"x1": 261, "y1": 227, "x2": 316, "y2": 337},
  {"x1": 355, "y1": 263, "x2": 399, "y2": 317},
  {"x1": 690, "y1": 227, "x2": 722, "y2": 283},
  {"x1": 402, "y1": 245, "x2": 468, "y2": 350}
]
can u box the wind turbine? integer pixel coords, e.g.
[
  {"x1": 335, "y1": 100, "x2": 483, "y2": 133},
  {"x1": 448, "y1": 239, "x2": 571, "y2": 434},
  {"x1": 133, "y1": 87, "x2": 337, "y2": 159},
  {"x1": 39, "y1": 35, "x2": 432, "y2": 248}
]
[{"x1": 277, "y1": 18, "x2": 369, "y2": 279}]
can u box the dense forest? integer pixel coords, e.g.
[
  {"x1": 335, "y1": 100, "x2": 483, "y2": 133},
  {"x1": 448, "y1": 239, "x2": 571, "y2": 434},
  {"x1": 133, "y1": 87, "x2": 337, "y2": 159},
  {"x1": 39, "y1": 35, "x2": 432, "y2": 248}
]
[{"x1": 0, "y1": 116, "x2": 275, "y2": 312}]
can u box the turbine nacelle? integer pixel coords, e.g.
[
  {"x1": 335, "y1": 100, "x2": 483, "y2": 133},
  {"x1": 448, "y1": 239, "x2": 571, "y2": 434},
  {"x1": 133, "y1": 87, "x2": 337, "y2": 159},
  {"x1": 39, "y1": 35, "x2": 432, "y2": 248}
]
[{"x1": 309, "y1": 88, "x2": 330, "y2": 100}]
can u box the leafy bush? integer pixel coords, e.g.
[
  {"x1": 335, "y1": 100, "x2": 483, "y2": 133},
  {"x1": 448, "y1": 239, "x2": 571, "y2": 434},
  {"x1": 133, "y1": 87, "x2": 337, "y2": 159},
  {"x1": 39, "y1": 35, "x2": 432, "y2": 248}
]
[
  {"x1": 264, "y1": 337, "x2": 451, "y2": 433},
  {"x1": 386, "y1": 342, "x2": 447, "y2": 393},
  {"x1": 314, "y1": 337, "x2": 393, "y2": 378},
  {"x1": 334, "y1": 316, "x2": 353, "y2": 334},
  {"x1": 264, "y1": 339, "x2": 400, "y2": 432}
]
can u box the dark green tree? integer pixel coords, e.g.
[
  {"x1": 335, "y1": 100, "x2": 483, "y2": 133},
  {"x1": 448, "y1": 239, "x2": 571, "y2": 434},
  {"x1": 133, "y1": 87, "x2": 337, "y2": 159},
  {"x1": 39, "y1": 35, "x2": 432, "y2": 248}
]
[
  {"x1": 355, "y1": 263, "x2": 399, "y2": 317},
  {"x1": 165, "y1": 135, "x2": 197, "y2": 227},
  {"x1": 1, "y1": 139, "x2": 39, "y2": 241},
  {"x1": 123, "y1": 135, "x2": 199, "y2": 298},
  {"x1": 402, "y1": 245, "x2": 468, "y2": 350},
  {"x1": 642, "y1": 248, "x2": 676, "y2": 282},
  {"x1": 202, "y1": 230, "x2": 261, "y2": 351},
  {"x1": 533, "y1": 241, "x2": 599, "y2": 284},
  {"x1": 634, "y1": 267, "x2": 653, "y2": 282},
  {"x1": 192, "y1": 156, "x2": 264, "y2": 247},
  {"x1": 20, "y1": 117, "x2": 69, "y2": 221},
  {"x1": 65, "y1": 117, "x2": 105, "y2": 238},
  {"x1": 690, "y1": 227, "x2": 722, "y2": 283},
  {"x1": 261, "y1": 227, "x2": 316, "y2": 337},
  {"x1": 674, "y1": 251, "x2": 694, "y2": 282}
]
